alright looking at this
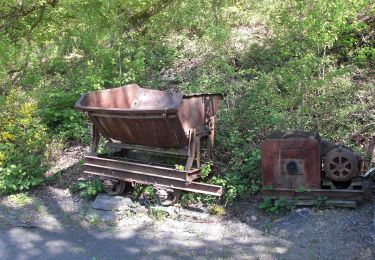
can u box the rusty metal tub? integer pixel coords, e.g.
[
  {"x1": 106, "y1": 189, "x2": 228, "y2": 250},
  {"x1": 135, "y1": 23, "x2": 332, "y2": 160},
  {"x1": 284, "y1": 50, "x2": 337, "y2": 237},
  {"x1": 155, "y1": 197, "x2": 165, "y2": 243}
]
[
  {"x1": 75, "y1": 84, "x2": 222, "y2": 148},
  {"x1": 75, "y1": 84, "x2": 223, "y2": 204}
]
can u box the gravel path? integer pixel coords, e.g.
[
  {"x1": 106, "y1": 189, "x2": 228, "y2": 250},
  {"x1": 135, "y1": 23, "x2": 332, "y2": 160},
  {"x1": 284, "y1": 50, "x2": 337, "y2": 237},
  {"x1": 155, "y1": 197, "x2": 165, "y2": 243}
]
[{"x1": 0, "y1": 144, "x2": 374, "y2": 259}]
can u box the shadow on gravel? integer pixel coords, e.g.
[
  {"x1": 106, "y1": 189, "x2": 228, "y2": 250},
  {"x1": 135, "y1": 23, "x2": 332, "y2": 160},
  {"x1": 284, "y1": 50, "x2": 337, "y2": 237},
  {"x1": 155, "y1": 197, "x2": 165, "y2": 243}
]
[
  {"x1": 0, "y1": 161, "x2": 291, "y2": 259},
  {"x1": 0, "y1": 158, "x2": 373, "y2": 259},
  {"x1": 0, "y1": 195, "x2": 291, "y2": 259},
  {"x1": 232, "y1": 199, "x2": 375, "y2": 259}
]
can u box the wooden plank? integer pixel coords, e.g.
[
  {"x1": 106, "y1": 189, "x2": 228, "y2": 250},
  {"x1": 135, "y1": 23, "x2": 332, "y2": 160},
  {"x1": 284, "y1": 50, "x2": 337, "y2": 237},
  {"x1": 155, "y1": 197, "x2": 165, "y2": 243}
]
[
  {"x1": 325, "y1": 200, "x2": 358, "y2": 208},
  {"x1": 294, "y1": 200, "x2": 317, "y2": 206},
  {"x1": 262, "y1": 188, "x2": 365, "y2": 201}
]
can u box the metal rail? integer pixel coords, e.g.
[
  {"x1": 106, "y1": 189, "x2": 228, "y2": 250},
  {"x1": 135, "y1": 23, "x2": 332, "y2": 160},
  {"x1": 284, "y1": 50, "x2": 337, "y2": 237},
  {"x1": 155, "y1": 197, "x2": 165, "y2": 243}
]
[{"x1": 85, "y1": 156, "x2": 222, "y2": 196}]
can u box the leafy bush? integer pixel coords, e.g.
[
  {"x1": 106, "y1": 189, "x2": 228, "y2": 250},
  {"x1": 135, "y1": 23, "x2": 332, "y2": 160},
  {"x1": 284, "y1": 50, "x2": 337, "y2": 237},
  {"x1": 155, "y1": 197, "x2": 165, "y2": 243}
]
[
  {"x1": 259, "y1": 197, "x2": 296, "y2": 214},
  {"x1": 131, "y1": 184, "x2": 155, "y2": 200},
  {"x1": 0, "y1": 90, "x2": 48, "y2": 194},
  {"x1": 69, "y1": 179, "x2": 103, "y2": 199},
  {"x1": 148, "y1": 206, "x2": 165, "y2": 221},
  {"x1": 208, "y1": 204, "x2": 225, "y2": 216},
  {"x1": 212, "y1": 149, "x2": 261, "y2": 206}
]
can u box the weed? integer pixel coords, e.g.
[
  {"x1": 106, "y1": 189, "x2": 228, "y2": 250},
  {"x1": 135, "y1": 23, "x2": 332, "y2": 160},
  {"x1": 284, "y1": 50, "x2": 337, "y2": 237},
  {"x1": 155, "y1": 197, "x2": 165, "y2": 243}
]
[
  {"x1": 179, "y1": 193, "x2": 194, "y2": 207},
  {"x1": 316, "y1": 196, "x2": 328, "y2": 209},
  {"x1": 31, "y1": 201, "x2": 43, "y2": 213},
  {"x1": 259, "y1": 196, "x2": 296, "y2": 214},
  {"x1": 72, "y1": 246, "x2": 85, "y2": 254},
  {"x1": 175, "y1": 164, "x2": 185, "y2": 172},
  {"x1": 262, "y1": 220, "x2": 272, "y2": 236},
  {"x1": 169, "y1": 248, "x2": 180, "y2": 256},
  {"x1": 148, "y1": 206, "x2": 165, "y2": 221},
  {"x1": 263, "y1": 185, "x2": 274, "y2": 191},
  {"x1": 92, "y1": 257, "x2": 108, "y2": 260},
  {"x1": 8, "y1": 193, "x2": 32, "y2": 206},
  {"x1": 69, "y1": 179, "x2": 103, "y2": 199},
  {"x1": 79, "y1": 210, "x2": 86, "y2": 220},
  {"x1": 200, "y1": 162, "x2": 212, "y2": 179},
  {"x1": 132, "y1": 185, "x2": 155, "y2": 201},
  {"x1": 88, "y1": 214, "x2": 100, "y2": 227},
  {"x1": 208, "y1": 204, "x2": 225, "y2": 216}
]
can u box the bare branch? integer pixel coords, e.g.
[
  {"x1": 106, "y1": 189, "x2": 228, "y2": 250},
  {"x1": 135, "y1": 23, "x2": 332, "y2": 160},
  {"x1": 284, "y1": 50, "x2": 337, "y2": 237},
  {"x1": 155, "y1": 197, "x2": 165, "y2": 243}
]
[{"x1": 128, "y1": 0, "x2": 176, "y2": 28}]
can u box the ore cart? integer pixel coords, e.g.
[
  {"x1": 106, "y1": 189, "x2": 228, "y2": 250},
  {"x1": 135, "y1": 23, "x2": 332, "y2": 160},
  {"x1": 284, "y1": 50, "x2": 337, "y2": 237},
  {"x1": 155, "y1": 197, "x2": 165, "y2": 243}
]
[{"x1": 75, "y1": 84, "x2": 223, "y2": 205}]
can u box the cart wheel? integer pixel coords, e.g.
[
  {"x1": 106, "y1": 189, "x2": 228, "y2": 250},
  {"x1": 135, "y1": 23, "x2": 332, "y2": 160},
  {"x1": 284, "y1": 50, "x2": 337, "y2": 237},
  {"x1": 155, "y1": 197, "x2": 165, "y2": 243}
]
[
  {"x1": 102, "y1": 179, "x2": 126, "y2": 196},
  {"x1": 154, "y1": 188, "x2": 181, "y2": 206}
]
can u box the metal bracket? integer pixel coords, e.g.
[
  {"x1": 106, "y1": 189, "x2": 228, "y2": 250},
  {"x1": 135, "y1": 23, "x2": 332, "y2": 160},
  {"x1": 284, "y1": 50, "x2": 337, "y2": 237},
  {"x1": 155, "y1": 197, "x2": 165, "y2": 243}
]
[{"x1": 362, "y1": 167, "x2": 375, "y2": 178}]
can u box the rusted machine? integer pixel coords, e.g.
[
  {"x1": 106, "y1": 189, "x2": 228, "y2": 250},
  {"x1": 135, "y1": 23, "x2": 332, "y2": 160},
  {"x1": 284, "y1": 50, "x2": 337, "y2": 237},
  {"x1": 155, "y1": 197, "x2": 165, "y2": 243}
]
[
  {"x1": 261, "y1": 130, "x2": 372, "y2": 203},
  {"x1": 75, "y1": 84, "x2": 223, "y2": 205}
]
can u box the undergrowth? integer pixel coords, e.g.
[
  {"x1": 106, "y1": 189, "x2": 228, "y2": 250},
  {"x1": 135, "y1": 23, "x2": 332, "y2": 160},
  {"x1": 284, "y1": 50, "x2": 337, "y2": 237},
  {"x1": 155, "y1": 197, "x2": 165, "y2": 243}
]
[
  {"x1": 259, "y1": 197, "x2": 297, "y2": 214},
  {"x1": 69, "y1": 179, "x2": 103, "y2": 199}
]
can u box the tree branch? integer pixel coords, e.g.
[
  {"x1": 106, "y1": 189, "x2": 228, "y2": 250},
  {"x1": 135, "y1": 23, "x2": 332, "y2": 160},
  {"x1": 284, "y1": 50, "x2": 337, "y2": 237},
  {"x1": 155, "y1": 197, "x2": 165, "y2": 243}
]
[
  {"x1": 128, "y1": 0, "x2": 176, "y2": 28},
  {"x1": 0, "y1": 0, "x2": 58, "y2": 21}
]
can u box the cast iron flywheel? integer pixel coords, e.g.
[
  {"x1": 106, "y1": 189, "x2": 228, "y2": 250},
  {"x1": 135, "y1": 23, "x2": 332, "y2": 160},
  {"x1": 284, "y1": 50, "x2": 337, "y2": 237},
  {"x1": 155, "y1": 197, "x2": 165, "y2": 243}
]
[
  {"x1": 103, "y1": 179, "x2": 127, "y2": 196},
  {"x1": 323, "y1": 147, "x2": 358, "y2": 182}
]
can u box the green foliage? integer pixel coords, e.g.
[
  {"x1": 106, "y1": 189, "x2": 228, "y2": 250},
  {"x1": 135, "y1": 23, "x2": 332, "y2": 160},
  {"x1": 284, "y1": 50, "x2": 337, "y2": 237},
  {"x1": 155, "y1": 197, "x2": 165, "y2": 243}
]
[
  {"x1": 259, "y1": 197, "x2": 296, "y2": 214},
  {"x1": 178, "y1": 191, "x2": 218, "y2": 207},
  {"x1": 316, "y1": 196, "x2": 328, "y2": 209},
  {"x1": 148, "y1": 206, "x2": 165, "y2": 221},
  {"x1": 295, "y1": 186, "x2": 306, "y2": 193},
  {"x1": 212, "y1": 149, "x2": 261, "y2": 206},
  {"x1": 131, "y1": 184, "x2": 155, "y2": 200},
  {"x1": 175, "y1": 164, "x2": 185, "y2": 172},
  {"x1": 179, "y1": 193, "x2": 197, "y2": 207},
  {"x1": 208, "y1": 204, "x2": 225, "y2": 216},
  {"x1": 7, "y1": 192, "x2": 32, "y2": 207},
  {"x1": 200, "y1": 162, "x2": 212, "y2": 179},
  {"x1": 0, "y1": 90, "x2": 48, "y2": 194},
  {"x1": 69, "y1": 179, "x2": 103, "y2": 199}
]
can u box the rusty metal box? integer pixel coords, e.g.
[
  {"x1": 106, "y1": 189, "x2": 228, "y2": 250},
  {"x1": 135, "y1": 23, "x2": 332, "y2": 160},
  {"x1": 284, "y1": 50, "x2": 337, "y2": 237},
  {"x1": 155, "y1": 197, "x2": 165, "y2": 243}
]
[{"x1": 261, "y1": 138, "x2": 321, "y2": 189}]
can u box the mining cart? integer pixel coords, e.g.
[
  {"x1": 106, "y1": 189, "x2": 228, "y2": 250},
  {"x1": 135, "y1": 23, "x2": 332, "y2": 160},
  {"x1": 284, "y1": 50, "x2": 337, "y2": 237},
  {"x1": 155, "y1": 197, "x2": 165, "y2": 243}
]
[{"x1": 75, "y1": 84, "x2": 223, "y2": 205}]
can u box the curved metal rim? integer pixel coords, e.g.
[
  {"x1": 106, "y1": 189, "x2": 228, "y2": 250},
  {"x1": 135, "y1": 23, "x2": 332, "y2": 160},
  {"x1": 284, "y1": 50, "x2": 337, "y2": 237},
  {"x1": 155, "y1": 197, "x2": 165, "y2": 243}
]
[
  {"x1": 324, "y1": 148, "x2": 358, "y2": 181},
  {"x1": 155, "y1": 189, "x2": 181, "y2": 206},
  {"x1": 103, "y1": 179, "x2": 127, "y2": 196}
]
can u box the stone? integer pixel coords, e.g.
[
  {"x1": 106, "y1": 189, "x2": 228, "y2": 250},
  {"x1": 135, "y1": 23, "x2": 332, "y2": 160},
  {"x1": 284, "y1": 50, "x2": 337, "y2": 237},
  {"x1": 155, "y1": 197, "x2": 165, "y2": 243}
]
[
  {"x1": 295, "y1": 208, "x2": 310, "y2": 213},
  {"x1": 91, "y1": 193, "x2": 133, "y2": 211},
  {"x1": 85, "y1": 208, "x2": 118, "y2": 224},
  {"x1": 251, "y1": 215, "x2": 257, "y2": 221},
  {"x1": 135, "y1": 206, "x2": 149, "y2": 215}
]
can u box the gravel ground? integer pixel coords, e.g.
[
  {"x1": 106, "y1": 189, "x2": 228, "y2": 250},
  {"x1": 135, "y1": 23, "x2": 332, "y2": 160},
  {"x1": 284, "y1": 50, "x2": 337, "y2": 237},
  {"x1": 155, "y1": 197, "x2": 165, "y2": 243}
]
[{"x1": 0, "y1": 144, "x2": 374, "y2": 259}]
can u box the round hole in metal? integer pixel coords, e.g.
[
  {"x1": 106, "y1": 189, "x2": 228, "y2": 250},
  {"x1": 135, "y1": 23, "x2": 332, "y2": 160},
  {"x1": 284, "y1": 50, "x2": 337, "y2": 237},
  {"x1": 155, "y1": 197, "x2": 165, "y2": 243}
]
[{"x1": 286, "y1": 160, "x2": 299, "y2": 175}]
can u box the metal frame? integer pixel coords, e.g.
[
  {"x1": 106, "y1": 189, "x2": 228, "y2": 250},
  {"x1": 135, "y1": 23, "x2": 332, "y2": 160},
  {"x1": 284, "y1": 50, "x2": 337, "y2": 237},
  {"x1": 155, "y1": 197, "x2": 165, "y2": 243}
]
[
  {"x1": 88, "y1": 112, "x2": 215, "y2": 170},
  {"x1": 84, "y1": 155, "x2": 222, "y2": 196}
]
